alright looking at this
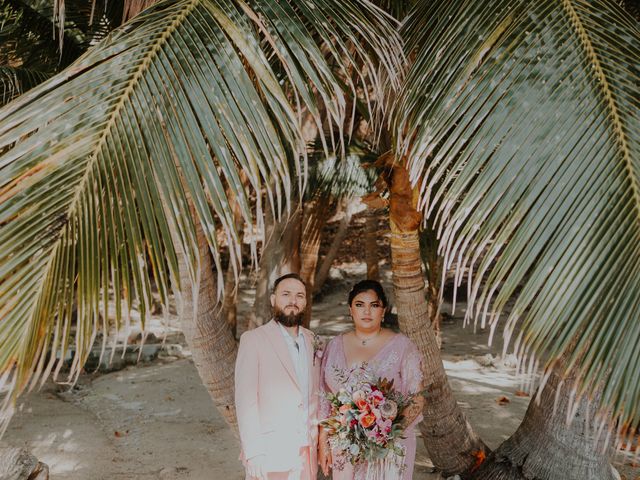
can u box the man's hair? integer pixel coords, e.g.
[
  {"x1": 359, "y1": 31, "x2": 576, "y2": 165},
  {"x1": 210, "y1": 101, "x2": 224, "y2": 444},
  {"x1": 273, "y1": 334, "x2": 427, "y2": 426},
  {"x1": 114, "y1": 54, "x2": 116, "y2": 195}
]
[
  {"x1": 348, "y1": 279, "x2": 388, "y2": 307},
  {"x1": 272, "y1": 272, "x2": 306, "y2": 293}
]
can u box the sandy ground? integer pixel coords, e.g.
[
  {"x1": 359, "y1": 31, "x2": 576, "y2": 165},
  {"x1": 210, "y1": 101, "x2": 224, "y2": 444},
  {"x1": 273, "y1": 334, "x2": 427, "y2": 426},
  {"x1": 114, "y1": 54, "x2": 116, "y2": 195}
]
[{"x1": 5, "y1": 264, "x2": 639, "y2": 479}]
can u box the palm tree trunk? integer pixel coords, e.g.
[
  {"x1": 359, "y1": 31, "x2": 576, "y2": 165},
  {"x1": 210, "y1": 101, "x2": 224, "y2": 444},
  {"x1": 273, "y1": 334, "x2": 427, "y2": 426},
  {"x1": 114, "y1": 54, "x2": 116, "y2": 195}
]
[
  {"x1": 422, "y1": 225, "x2": 444, "y2": 348},
  {"x1": 173, "y1": 212, "x2": 238, "y2": 432},
  {"x1": 0, "y1": 445, "x2": 49, "y2": 480},
  {"x1": 249, "y1": 202, "x2": 282, "y2": 329},
  {"x1": 388, "y1": 162, "x2": 486, "y2": 476},
  {"x1": 472, "y1": 366, "x2": 617, "y2": 480},
  {"x1": 365, "y1": 208, "x2": 380, "y2": 281},
  {"x1": 222, "y1": 260, "x2": 239, "y2": 339},
  {"x1": 314, "y1": 198, "x2": 355, "y2": 293},
  {"x1": 222, "y1": 190, "x2": 244, "y2": 339},
  {"x1": 249, "y1": 204, "x2": 302, "y2": 329},
  {"x1": 281, "y1": 206, "x2": 302, "y2": 274},
  {"x1": 300, "y1": 196, "x2": 331, "y2": 327}
]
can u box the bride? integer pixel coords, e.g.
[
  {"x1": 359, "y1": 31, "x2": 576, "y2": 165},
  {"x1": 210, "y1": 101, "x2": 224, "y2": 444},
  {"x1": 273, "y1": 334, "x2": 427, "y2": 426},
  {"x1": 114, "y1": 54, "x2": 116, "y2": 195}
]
[{"x1": 318, "y1": 280, "x2": 425, "y2": 479}]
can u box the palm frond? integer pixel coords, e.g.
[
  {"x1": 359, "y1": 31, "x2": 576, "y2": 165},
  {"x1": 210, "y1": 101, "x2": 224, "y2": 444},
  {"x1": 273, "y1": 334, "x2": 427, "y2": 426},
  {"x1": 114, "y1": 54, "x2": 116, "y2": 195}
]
[
  {"x1": 0, "y1": 0, "x2": 83, "y2": 68},
  {"x1": 397, "y1": 0, "x2": 640, "y2": 432},
  {"x1": 310, "y1": 152, "x2": 377, "y2": 200},
  {"x1": 0, "y1": 66, "x2": 49, "y2": 106},
  {"x1": 0, "y1": 0, "x2": 401, "y2": 431}
]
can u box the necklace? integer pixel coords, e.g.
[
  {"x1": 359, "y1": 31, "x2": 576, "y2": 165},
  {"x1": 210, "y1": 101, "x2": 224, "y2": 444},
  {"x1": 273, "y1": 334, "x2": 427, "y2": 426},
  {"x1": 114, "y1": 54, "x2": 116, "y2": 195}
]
[{"x1": 354, "y1": 329, "x2": 381, "y2": 346}]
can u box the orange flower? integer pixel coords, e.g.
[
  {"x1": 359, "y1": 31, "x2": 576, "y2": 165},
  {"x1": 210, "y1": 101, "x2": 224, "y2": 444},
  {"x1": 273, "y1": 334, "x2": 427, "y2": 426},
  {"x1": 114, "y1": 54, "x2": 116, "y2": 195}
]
[
  {"x1": 359, "y1": 412, "x2": 376, "y2": 428},
  {"x1": 355, "y1": 399, "x2": 369, "y2": 411},
  {"x1": 339, "y1": 404, "x2": 351, "y2": 414}
]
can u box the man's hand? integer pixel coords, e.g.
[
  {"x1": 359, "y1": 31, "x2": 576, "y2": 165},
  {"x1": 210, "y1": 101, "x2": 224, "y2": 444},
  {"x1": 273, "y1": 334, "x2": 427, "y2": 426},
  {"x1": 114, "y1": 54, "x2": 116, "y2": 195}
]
[{"x1": 246, "y1": 454, "x2": 267, "y2": 480}]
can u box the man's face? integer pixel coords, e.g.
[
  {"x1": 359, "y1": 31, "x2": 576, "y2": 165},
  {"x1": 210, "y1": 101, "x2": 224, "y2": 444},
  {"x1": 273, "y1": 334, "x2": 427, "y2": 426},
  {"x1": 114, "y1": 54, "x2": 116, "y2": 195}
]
[{"x1": 271, "y1": 278, "x2": 307, "y2": 327}]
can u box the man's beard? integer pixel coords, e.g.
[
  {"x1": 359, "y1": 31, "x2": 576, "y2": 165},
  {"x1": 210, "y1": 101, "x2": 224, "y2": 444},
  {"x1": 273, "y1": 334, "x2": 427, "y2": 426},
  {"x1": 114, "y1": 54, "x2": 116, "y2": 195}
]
[{"x1": 273, "y1": 306, "x2": 304, "y2": 327}]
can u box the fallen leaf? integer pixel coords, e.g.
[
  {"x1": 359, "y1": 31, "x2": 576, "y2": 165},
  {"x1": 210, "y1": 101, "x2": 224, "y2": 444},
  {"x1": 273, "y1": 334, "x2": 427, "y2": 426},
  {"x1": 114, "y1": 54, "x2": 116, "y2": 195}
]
[
  {"x1": 514, "y1": 390, "x2": 529, "y2": 397},
  {"x1": 496, "y1": 396, "x2": 510, "y2": 405},
  {"x1": 470, "y1": 449, "x2": 486, "y2": 473}
]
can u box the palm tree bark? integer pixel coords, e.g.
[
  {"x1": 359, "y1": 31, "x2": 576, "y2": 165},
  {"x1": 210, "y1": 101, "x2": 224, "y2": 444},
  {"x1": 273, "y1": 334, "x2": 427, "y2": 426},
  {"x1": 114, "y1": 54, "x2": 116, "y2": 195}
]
[
  {"x1": 314, "y1": 198, "x2": 355, "y2": 293},
  {"x1": 173, "y1": 212, "x2": 238, "y2": 432},
  {"x1": 300, "y1": 196, "x2": 331, "y2": 327},
  {"x1": 472, "y1": 366, "x2": 617, "y2": 480},
  {"x1": 388, "y1": 161, "x2": 486, "y2": 476},
  {"x1": 250, "y1": 204, "x2": 302, "y2": 329},
  {"x1": 222, "y1": 190, "x2": 244, "y2": 338},
  {"x1": 250, "y1": 202, "x2": 282, "y2": 329},
  {"x1": 0, "y1": 445, "x2": 49, "y2": 479},
  {"x1": 365, "y1": 208, "x2": 380, "y2": 281},
  {"x1": 222, "y1": 258, "x2": 239, "y2": 339},
  {"x1": 422, "y1": 225, "x2": 444, "y2": 348}
]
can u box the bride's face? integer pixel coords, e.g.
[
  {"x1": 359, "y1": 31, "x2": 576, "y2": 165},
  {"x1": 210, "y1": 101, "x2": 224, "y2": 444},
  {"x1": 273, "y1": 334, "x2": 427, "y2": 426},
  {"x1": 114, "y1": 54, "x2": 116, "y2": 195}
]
[{"x1": 349, "y1": 290, "x2": 385, "y2": 332}]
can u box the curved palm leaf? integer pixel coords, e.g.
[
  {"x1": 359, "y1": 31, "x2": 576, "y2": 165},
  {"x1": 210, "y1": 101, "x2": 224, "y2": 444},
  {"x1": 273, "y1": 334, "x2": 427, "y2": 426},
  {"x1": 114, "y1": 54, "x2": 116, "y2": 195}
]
[
  {"x1": 397, "y1": 0, "x2": 640, "y2": 432},
  {"x1": 0, "y1": 0, "x2": 401, "y2": 431},
  {"x1": 0, "y1": 0, "x2": 84, "y2": 68},
  {"x1": 310, "y1": 152, "x2": 377, "y2": 200},
  {"x1": 0, "y1": 66, "x2": 49, "y2": 106}
]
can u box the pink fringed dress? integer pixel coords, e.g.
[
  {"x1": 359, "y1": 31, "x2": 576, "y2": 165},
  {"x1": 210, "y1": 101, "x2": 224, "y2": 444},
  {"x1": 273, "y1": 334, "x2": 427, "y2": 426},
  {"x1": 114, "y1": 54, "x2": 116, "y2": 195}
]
[{"x1": 319, "y1": 333, "x2": 423, "y2": 480}]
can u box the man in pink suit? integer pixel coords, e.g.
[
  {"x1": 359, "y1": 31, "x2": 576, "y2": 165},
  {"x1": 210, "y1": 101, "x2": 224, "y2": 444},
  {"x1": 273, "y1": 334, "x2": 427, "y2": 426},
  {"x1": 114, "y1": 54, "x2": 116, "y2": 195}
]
[{"x1": 235, "y1": 273, "x2": 320, "y2": 480}]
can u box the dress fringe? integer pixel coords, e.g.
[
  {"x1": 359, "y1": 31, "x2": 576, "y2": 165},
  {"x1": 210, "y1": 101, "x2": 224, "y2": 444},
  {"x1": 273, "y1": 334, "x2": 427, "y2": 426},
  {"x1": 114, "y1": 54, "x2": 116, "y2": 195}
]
[{"x1": 364, "y1": 450, "x2": 405, "y2": 480}]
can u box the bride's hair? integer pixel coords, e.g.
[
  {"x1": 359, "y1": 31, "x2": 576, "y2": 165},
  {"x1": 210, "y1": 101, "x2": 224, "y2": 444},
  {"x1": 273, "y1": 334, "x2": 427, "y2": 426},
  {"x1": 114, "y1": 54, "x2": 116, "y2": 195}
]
[{"x1": 348, "y1": 280, "x2": 388, "y2": 308}]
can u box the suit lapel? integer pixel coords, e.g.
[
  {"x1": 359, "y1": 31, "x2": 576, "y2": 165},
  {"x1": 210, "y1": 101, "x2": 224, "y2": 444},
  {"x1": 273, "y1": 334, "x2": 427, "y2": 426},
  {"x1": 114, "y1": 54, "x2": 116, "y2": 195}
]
[{"x1": 264, "y1": 320, "x2": 300, "y2": 390}]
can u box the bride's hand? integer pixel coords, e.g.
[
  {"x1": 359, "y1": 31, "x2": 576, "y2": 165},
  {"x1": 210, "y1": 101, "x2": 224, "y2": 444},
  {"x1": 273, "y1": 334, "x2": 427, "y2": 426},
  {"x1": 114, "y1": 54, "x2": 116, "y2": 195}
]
[
  {"x1": 318, "y1": 428, "x2": 332, "y2": 476},
  {"x1": 319, "y1": 442, "x2": 332, "y2": 476}
]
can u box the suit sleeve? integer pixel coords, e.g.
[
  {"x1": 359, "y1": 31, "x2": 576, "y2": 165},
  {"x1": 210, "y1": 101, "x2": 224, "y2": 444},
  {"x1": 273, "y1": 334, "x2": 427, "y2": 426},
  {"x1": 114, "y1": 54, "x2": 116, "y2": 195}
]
[{"x1": 235, "y1": 331, "x2": 264, "y2": 459}]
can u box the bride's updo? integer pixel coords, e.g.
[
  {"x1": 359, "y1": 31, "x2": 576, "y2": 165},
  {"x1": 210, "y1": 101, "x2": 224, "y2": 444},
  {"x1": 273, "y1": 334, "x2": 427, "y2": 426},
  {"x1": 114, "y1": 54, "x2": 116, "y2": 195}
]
[{"x1": 347, "y1": 280, "x2": 388, "y2": 308}]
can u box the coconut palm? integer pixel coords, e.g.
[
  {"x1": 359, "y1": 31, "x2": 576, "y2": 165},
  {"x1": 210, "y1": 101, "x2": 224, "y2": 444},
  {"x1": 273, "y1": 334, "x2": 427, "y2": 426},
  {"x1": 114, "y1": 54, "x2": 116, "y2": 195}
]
[
  {"x1": 1, "y1": 0, "x2": 639, "y2": 478},
  {"x1": 396, "y1": 0, "x2": 639, "y2": 477},
  {"x1": 0, "y1": 0, "x2": 402, "y2": 429}
]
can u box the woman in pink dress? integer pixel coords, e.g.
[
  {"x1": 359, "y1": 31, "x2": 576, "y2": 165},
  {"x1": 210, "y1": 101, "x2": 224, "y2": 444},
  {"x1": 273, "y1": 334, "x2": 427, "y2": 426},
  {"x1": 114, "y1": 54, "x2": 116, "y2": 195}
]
[{"x1": 318, "y1": 280, "x2": 425, "y2": 480}]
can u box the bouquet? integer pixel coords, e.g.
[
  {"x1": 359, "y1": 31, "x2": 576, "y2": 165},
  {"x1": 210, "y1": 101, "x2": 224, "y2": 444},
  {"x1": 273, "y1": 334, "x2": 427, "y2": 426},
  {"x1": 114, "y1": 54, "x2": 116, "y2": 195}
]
[{"x1": 321, "y1": 365, "x2": 416, "y2": 478}]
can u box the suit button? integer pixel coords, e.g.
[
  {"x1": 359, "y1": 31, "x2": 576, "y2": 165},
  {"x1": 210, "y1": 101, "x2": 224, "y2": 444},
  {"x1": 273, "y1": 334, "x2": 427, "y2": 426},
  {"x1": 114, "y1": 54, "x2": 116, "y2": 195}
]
[{"x1": 298, "y1": 403, "x2": 303, "y2": 408}]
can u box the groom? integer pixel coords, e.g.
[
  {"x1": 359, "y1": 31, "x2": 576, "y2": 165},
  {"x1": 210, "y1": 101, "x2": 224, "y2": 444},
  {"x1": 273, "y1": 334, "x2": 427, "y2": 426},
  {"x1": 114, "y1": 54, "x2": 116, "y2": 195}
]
[{"x1": 235, "y1": 273, "x2": 320, "y2": 480}]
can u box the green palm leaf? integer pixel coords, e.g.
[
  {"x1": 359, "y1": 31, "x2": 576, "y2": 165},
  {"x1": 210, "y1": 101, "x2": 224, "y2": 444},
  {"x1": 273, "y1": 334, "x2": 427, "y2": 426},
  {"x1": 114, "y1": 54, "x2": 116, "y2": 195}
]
[
  {"x1": 310, "y1": 152, "x2": 377, "y2": 200},
  {"x1": 0, "y1": 0, "x2": 401, "y2": 430},
  {"x1": 0, "y1": 0, "x2": 84, "y2": 68},
  {"x1": 397, "y1": 0, "x2": 640, "y2": 432},
  {"x1": 0, "y1": 66, "x2": 49, "y2": 106}
]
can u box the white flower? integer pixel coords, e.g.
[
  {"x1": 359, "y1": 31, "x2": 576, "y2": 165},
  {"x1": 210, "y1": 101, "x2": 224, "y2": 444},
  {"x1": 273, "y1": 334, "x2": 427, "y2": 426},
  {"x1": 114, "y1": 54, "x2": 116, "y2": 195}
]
[
  {"x1": 380, "y1": 400, "x2": 398, "y2": 420},
  {"x1": 352, "y1": 390, "x2": 366, "y2": 402},
  {"x1": 349, "y1": 443, "x2": 360, "y2": 455}
]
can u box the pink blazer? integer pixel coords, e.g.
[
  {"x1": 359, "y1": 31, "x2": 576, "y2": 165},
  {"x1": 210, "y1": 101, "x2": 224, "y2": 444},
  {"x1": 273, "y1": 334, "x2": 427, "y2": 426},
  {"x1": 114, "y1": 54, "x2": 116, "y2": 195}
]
[{"x1": 235, "y1": 320, "x2": 320, "y2": 476}]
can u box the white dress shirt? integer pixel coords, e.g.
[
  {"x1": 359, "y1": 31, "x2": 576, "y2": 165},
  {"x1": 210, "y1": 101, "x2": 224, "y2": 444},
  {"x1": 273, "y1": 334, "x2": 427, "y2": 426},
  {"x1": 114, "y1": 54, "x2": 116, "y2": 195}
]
[{"x1": 277, "y1": 322, "x2": 310, "y2": 447}]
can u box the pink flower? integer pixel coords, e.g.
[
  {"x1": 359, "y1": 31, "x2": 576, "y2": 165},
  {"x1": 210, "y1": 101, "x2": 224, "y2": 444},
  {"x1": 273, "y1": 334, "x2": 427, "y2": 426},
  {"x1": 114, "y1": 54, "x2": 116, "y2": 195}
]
[
  {"x1": 376, "y1": 418, "x2": 392, "y2": 434},
  {"x1": 366, "y1": 426, "x2": 379, "y2": 440},
  {"x1": 369, "y1": 390, "x2": 384, "y2": 406}
]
